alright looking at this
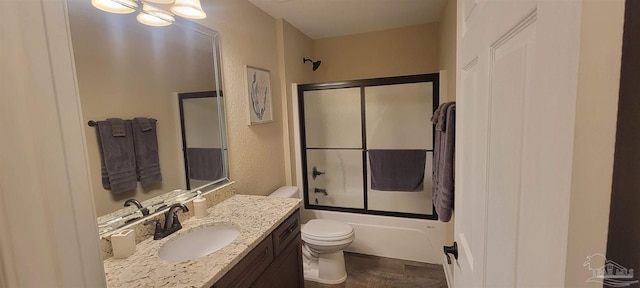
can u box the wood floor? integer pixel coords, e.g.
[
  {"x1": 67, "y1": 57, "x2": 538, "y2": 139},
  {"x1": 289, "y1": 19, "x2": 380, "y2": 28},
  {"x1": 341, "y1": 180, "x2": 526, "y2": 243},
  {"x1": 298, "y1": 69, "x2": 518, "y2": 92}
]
[{"x1": 304, "y1": 252, "x2": 448, "y2": 288}]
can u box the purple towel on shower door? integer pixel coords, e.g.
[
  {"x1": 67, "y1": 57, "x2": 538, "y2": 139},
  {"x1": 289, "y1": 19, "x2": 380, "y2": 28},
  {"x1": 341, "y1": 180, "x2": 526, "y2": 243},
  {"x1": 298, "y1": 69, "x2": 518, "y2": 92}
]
[
  {"x1": 368, "y1": 149, "x2": 426, "y2": 192},
  {"x1": 96, "y1": 119, "x2": 137, "y2": 194},
  {"x1": 132, "y1": 118, "x2": 162, "y2": 187}
]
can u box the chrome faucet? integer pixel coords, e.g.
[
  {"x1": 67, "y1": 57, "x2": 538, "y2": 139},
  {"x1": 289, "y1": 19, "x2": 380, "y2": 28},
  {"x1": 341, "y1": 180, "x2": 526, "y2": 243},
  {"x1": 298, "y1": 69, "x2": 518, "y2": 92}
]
[
  {"x1": 124, "y1": 198, "x2": 149, "y2": 216},
  {"x1": 144, "y1": 203, "x2": 189, "y2": 240}
]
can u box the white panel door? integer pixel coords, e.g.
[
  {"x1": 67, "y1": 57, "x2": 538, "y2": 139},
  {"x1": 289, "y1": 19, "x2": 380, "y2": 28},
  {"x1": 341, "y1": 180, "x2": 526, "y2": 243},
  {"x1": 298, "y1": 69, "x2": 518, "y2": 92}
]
[{"x1": 453, "y1": 0, "x2": 581, "y2": 287}]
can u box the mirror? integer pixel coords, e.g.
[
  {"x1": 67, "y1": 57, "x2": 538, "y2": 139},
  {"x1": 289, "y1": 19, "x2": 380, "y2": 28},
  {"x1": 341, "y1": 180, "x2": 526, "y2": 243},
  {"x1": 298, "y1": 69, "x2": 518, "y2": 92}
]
[
  {"x1": 178, "y1": 92, "x2": 226, "y2": 190},
  {"x1": 66, "y1": 0, "x2": 229, "y2": 235}
]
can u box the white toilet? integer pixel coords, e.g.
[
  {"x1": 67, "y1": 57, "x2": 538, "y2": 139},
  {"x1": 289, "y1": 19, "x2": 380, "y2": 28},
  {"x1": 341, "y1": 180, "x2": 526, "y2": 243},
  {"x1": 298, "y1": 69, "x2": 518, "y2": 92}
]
[{"x1": 269, "y1": 186, "x2": 355, "y2": 284}]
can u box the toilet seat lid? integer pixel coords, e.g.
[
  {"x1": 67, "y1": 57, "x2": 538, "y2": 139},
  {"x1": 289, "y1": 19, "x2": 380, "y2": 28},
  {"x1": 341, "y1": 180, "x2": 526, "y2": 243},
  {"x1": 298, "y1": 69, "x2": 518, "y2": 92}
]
[{"x1": 302, "y1": 219, "x2": 353, "y2": 239}]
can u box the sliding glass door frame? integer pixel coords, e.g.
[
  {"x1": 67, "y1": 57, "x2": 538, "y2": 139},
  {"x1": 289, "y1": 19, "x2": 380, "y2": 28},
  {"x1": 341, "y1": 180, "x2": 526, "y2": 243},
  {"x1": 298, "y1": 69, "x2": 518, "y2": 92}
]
[{"x1": 298, "y1": 73, "x2": 440, "y2": 220}]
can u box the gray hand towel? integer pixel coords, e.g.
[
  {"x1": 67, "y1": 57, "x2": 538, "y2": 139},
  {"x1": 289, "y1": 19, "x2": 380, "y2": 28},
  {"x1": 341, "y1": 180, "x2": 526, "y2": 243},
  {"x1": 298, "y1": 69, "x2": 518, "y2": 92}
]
[
  {"x1": 187, "y1": 148, "x2": 224, "y2": 181},
  {"x1": 134, "y1": 117, "x2": 152, "y2": 132},
  {"x1": 369, "y1": 149, "x2": 426, "y2": 192},
  {"x1": 96, "y1": 120, "x2": 137, "y2": 194},
  {"x1": 107, "y1": 118, "x2": 126, "y2": 137},
  {"x1": 433, "y1": 103, "x2": 455, "y2": 222},
  {"x1": 430, "y1": 102, "x2": 449, "y2": 124},
  {"x1": 432, "y1": 103, "x2": 451, "y2": 184},
  {"x1": 131, "y1": 118, "x2": 162, "y2": 187},
  {"x1": 435, "y1": 102, "x2": 453, "y2": 131}
]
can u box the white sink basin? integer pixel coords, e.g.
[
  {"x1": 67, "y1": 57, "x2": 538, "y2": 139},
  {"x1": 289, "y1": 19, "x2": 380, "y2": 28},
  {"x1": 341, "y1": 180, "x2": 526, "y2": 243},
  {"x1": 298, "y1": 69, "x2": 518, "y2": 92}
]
[{"x1": 158, "y1": 225, "x2": 240, "y2": 262}]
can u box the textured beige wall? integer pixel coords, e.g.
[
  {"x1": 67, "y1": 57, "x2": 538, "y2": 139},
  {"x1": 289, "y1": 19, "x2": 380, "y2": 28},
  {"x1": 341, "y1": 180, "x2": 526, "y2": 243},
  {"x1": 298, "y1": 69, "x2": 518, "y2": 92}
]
[
  {"x1": 68, "y1": 0, "x2": 216, "y2": 216},
  {"x1": 276, "y1": 19, "x2": 315, "y2": 186},
  {"x1": 312, "y1": 23, "x2": 440, "y2": 82},
  {"x1": 565, "y1": 1, "x2": 624, "y2": 287},
  {"x1": 439, "y1": 0, "x2": 456, "y2": 102},
  {"x1": 198, "y1": 0, "x2": 286, "y2": 196},
  {"x1": 280, "y1": 21, "x2": 440, "y2": 183}
]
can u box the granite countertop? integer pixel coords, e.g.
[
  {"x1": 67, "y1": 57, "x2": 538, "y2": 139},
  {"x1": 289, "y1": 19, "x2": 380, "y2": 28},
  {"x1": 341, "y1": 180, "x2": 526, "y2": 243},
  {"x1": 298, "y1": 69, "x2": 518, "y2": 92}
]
[{"x1": 103, "y1": 194, "x2": 301, "y2": 288}]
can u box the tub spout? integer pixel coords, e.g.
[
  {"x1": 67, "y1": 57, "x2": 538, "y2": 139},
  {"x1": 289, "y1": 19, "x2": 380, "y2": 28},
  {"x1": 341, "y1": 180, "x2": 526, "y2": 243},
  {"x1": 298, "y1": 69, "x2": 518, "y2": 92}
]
[{"x1": 314, "y1": 188, "x2": 328, "y2": 196}]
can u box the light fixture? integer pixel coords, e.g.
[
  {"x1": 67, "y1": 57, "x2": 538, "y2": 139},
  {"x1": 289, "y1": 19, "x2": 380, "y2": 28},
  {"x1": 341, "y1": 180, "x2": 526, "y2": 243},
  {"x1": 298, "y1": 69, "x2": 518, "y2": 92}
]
[
  {"x1": 92, "y1": 0, "x2": 138, "y2": 14},
  {"x1": 92, "y1": 0, "x2": 206, "y2": 27},
  {"x1": 170, "y1": 0, "x2": 207, "y2": 19},
  {"x1": 137, "y1": 2, "x2": 175, "y2": 27}
]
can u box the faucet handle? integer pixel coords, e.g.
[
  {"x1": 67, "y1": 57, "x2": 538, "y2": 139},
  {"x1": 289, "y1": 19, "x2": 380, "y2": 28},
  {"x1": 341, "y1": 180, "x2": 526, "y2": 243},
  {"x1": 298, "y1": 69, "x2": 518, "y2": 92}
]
[
  {"x1": 312, "y1": 166, "x2": 325, "y2": 180},
  {"x1": 144, "y1": 219, "x2": 163, "y2": 240},
  {"x1": 170, "y1": 213, "x2": 182, "y2": 229}
]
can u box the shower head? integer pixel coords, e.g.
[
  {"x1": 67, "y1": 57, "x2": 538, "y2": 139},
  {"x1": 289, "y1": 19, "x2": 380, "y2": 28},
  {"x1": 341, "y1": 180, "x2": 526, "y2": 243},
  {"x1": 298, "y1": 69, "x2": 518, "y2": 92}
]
[{"x1": 303, "y1": 58, "x2": 322, "y2": 71}]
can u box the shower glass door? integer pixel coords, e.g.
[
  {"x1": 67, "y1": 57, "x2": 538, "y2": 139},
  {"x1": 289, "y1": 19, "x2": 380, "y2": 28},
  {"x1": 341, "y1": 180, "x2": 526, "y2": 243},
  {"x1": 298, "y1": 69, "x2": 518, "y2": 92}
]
[
  {"x1": 365, "y1": 82, "x2": 434, "y2": 215},
  {"x1": 303, "y1": 88, "x2": 364, "y2": 209},
  {"x1": 299, "y1": 74, "x2": 439, "y2": 219}
]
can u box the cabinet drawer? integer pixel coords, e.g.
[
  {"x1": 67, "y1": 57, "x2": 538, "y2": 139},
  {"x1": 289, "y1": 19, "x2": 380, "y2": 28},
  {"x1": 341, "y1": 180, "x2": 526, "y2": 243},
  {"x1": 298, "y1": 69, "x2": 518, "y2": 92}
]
[
  {"x1": 272, "y1": 210, "x2": 300, "y2": 256},
  {"x1": 213, "y1": 234, "x2": 274, "y2": 288}
]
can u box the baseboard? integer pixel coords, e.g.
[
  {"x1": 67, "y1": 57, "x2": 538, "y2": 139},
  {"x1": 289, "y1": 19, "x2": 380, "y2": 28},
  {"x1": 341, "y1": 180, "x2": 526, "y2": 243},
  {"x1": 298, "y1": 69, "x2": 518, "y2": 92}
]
[{"x1": 442, "y1": 254, "x2": 453, "y2": 288}]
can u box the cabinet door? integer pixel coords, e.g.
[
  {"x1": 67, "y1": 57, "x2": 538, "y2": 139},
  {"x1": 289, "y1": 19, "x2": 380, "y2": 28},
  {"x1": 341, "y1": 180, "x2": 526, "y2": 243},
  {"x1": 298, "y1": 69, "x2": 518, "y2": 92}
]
[
  {"x1": 252, "y1": 236, "x2": 303, "y2": 288},
  {"x1": 272, "y1": 211, "x2": 300, "y2": 255},
  {"x1": 213, "y1": 235, "x2": 274, "y2": 288}
]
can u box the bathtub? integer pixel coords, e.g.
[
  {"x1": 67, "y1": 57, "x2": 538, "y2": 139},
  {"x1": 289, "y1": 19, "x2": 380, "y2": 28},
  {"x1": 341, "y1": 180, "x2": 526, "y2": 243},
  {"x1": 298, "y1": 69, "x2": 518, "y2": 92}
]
[{"x1": 299, "y1": 200, "x2": 447, "y2": 264}]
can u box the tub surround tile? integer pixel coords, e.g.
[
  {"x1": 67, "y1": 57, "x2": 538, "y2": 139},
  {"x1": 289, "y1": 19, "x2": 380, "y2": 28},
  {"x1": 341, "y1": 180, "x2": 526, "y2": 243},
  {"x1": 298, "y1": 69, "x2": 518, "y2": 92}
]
[
  {"x1": 103, "y1": 194, "x2": 301, "y2": 288},
  {"x1": 100, "y1": 183, "x2": 236, "y2": 259}
]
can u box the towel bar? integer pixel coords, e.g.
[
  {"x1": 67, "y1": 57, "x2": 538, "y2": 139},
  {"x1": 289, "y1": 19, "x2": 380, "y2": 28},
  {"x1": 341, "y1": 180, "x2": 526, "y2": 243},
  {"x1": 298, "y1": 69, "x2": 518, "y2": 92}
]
[{"x1": 87, "y1": 118, "x2": 158, "y2": 127}]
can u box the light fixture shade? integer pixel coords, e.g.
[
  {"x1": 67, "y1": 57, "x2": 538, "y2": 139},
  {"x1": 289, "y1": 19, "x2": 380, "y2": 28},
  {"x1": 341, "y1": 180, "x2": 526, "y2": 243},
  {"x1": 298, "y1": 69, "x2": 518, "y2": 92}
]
[
  {"x1": 170, "y1": 0, "x2": 206, "y2": 19},
  {"x1": 143, "y1": 0, "x2": 174, "y2": 4},
  {"x1": 137, "y1": 3, "x2": 175, "y2": 27},
  {"x1": 92, "y1": 0, "x2": 138, "y2": 14}
]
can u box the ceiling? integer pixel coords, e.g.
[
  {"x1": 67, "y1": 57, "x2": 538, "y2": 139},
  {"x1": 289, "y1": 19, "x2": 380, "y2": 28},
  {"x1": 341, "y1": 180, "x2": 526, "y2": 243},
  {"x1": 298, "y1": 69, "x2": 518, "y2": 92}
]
[{"x1": 248, "y1": 0, "x2": 447, "y2": 39}]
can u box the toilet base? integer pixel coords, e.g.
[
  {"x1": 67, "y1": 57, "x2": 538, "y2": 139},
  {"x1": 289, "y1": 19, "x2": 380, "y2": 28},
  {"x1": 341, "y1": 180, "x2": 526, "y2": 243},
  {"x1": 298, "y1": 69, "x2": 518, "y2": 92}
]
[{"x1": 303, "y1": 250, "x2": 348, "y2": 284}]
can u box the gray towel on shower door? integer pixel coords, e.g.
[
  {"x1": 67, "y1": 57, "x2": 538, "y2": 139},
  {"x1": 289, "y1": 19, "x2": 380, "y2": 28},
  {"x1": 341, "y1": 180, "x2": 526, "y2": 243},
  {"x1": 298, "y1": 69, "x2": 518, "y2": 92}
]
[
  {"x1": 432, "y1": 103, "x2": 455, "y2": 222},
  {"x1": 368, "y1": 149, "x2": 426, "y2": 192},
  {"x1": 96, "y1": 120, "x2": 137, "y2": 194},
  {"x1": 132, "y1": 118, "x2": 162, "y2": 187},
  {"x1": 187, "y1": 148, "x2": 223, "y2": 181}
]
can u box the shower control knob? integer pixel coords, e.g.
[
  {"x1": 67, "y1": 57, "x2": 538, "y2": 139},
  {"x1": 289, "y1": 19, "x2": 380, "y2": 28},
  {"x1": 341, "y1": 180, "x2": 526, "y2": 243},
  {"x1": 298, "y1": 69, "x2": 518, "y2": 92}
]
[
  {"x1": 443, "y1": 242, "x2": 458, "y2": 264},
  {"x1": 312, "y1": 166, "x2": 325, "y2": 180}
]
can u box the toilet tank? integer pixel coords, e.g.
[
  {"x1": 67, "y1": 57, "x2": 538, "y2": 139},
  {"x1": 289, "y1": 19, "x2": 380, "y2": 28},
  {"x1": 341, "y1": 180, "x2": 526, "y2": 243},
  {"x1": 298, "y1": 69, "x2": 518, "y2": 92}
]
[{"x1": 269, "y1": 186, "x2": 299, "y2": 199}]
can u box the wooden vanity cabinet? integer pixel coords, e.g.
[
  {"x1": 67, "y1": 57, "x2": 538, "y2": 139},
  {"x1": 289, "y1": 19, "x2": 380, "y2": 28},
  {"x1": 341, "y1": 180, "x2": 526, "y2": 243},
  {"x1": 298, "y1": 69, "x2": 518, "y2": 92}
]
[{"x1": 213, "y1": 210, "x2": 303, "y2": 288}]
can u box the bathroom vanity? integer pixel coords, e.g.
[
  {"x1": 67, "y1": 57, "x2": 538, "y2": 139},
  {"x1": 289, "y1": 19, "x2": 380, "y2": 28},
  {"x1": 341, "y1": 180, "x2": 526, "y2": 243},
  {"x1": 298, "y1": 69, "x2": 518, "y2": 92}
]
[
  {"x1": 213, "y1": 209, "x2": 302, "y2": 287},
  {"x1": 102, "y1": 195, "x2": 302, "y2": 287}
]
